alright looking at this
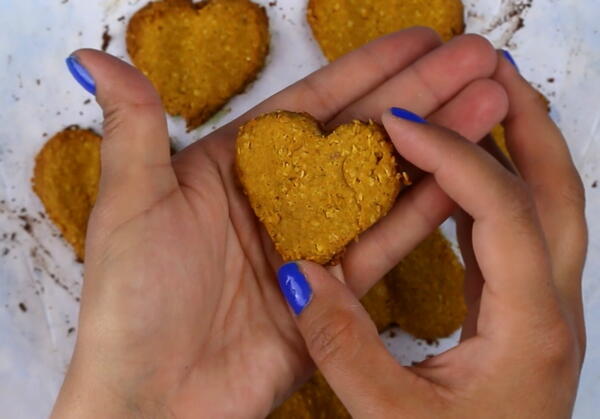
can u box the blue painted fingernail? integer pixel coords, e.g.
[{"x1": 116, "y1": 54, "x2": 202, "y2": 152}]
[
  {"x1": 390, "y1": 107, "x2": 427, "y2": 124},
  {"x1": 66, "y1": 55, "x2": 96, "y2": 95},
  {"x1": 277, "y1": 262, "x2": 312, "y2": 315},
  {"x1": 501, "y1": 49, "x2": 519, "y2": 72}
]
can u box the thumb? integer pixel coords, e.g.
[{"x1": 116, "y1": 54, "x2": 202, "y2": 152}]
[
  {"x1": 277, "y1": 262, "x2": 421, "y2": 416},
  {"x1": 66, "y1": 49, "x2": 177, "y2": 227}
]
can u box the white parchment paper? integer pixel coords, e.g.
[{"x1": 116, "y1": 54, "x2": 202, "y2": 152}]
[{"x1": 0, "y1": 1, "x2": 598, "y2": 417}]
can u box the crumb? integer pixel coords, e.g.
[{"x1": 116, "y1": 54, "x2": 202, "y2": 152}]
[
  {"x1": 426, "y1": 339, "x2": 435, "y2": 345},
  {"x1": 19, "y1": 216, "x2": 32, "y2": 233},
  {"x1": 67, "y1": 327, "x2": 76, "y2": 335},
  {"x1": 547, "y1": 77, "x2": 555, "y2": 83},
  {"x1": 18, "y1": 302, "x2": 27, "y2": 312},
  {"x1": 101, "y1": 25, "x2": 112, "y2": 52},
  {"x1": 592, "y1": 181, "x2": 598, "y2": 188}
]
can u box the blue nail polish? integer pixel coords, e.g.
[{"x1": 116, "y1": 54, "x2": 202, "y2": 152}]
[
  {"x1": 390, "y1": 107, "x2": 427, "y2": 124},
  {"x1": 277, "y1": 262, "x2": 312, "y2": 315},
  {"x1": 66, "y1": 55, "x2": 96, "y2": 95},
  {"x1": 501, "y1": 49, "x2": 519, "y2": 72}
]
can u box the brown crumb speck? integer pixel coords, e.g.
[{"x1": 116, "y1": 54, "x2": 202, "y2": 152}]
[
  {"x1": 19, "y1": 302, "x2": 27, "y2": 312},
  {"x1": 101, "y1": 25, "x2": 112, "y2": 52},
  {"x1": 18, "y1": 216, "x2": 32, "y2": 233}
]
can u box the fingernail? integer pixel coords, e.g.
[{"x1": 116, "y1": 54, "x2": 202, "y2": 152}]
[
  {"x1": 390, "y1": 107, "x2": 427, "y2": 124},
  {"x1": 501, "y1": 49, "x2": 519, "y2": 72},
  {"x1": 277, "y1": 262, "x2": 312, "y2": 315},
  {"x1": 66, "y1": 55, "x2": 96, "y2": 95}
]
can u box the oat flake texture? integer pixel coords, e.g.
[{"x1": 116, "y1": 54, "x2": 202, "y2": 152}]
[{"x1": 236, "y1": 111, "x2": 403, "y2": 264}]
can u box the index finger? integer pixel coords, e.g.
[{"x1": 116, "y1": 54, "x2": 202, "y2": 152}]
[{"x1": 381, "y1": 109, "x2": 561, "y2": 336}]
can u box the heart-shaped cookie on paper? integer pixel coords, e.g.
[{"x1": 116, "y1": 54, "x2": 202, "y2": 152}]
[
  {"x1": 127, "y1": 0, "x2": 270, "y2": 130},
  {"x1": 307, "y1": 0, "x2": 464, "y2": 61},
  {"x1": 32, "y1": 128, "x2": 101, "y2": 262},
  {"x1": 236, "y1": 111, "x2": 406, "y2": 264}
]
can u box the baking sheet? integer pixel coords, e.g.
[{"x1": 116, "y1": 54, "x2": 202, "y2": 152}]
[{"x1": 0, "y1": 0, "x2": 599, "y2": 417}]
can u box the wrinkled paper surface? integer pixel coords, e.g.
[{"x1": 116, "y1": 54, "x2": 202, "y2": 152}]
[{"x1": 0, "y1": 1, "x2": 599, "y2": 417}]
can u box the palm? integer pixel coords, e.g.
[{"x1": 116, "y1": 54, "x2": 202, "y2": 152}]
[
  {"x1": 84, "y1": 128, "x2": 310, "y2": 417},
  {"x1": 165, "y1": 134, "x2": 310, "y2": 417}
]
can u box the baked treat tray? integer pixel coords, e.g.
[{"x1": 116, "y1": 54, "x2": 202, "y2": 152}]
[{"x1": 0, "y1": 1, "x2": 598, "y2": 417}]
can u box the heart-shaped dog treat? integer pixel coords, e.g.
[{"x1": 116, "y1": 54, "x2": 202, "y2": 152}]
[
  {"x1": 127, "y1": 0, "x2": 269, "y2": 130},
  {"x1": 307, "y1": 0, "x2": 464, "y2": 61},
  {"x1": 236, "y1": 111, "x2": 405, "y2": 264},
  {"x1": 32, "y1": 128, "x2": 101, "y2": 262}
]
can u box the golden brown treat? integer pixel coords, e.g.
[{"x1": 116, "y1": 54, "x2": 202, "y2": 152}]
[
  {"x1": 236, "y1": 111, "x2": 404, "y2": 264},
  {"x1": 361, "y1": 229, "x2": 466, "y2": 339},
  {"x1": 491, "y1": 124, "x2": 509, "y2": 157},
  {"x1": 269, "y1": 372, "x2": 349, "y2": 419},
  {"x1": 32, "y1": 128, "x2": 101, "y2": 262},
  {"x1": 359, "y1": 273, "x2": 394, "y2": 331},
  {"x1": 127, "y1": 0, "x2": 269, "y2": 130},
  {"x1": 307, "y1": 0, "x2": 464, "y2": 61},
  {"x1": 382, "y1": 228, "x2": 466, "y2": 340}
]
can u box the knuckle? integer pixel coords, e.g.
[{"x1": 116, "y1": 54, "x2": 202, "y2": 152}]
[
  {"x1": 507, "y1": 178, "x2": 536, "y2": 215},
  {"x1": 408, "y1": 26, "x2": 442, "y2": 43},
  {"x1": 538, "y1": 319, "x2": 579, "y2": 367},
  {"x1": 306, "y1": 309, "x2": 357, "y2": 366},
  {"x1": 556, "y1": 176, "x2": 586, "y2": 215},
  {"x1": 457, "y1": 33, "x2": 497, "y2": 67},
  {"x1": 102, "y1": 104, "x2": 126, "y2": 139},
  {"x1": 102, "y1": 101, "x2": 164, "y2": 139},
  {"x1": 469, "y1": 79, "x2": 509, "y2": 120}
]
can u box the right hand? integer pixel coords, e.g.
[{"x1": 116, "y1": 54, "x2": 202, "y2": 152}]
[{"x1": 278, "y1": 55, "x2": 587, "y2": 418}]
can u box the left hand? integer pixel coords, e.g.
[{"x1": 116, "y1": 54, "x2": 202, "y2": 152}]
[{"x1": 52, "y1": 30, "x2": 506, "y2": 418}]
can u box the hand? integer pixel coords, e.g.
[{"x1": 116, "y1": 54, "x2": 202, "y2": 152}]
[
  {"x1": 52, "y1": 29, "x2": 507, "y2": 418},
  {"x1": 279, "y1": 56, "x2": 586, "y2": 418}
]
